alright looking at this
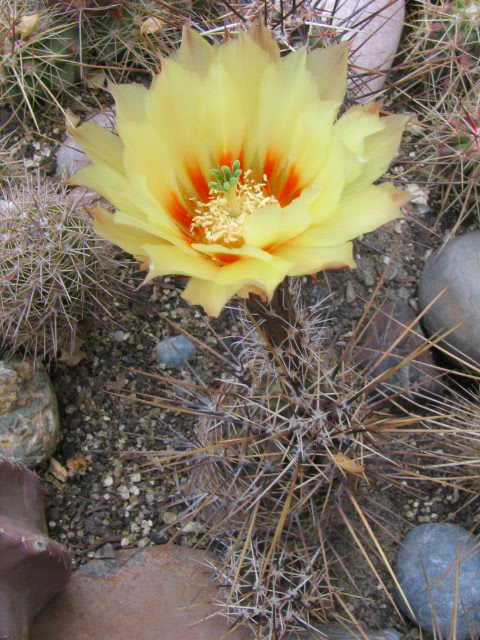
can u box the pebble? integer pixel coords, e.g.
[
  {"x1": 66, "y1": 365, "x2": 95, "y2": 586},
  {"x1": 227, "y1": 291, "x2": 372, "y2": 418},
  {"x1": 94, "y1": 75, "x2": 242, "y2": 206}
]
[
  {"x1": 355, "y1": 301, "x2": 443, "y2": 407},
  {"x1": 0, "y1": 360, "x2": 61, "y2": 467},
  {"x1": 345, "y1": 280, "x2": 356, "y2": 303},
  {"x1": 418, "y1": 231, "x2": 480, "y2": 367},
  {"x1": 30, "y1": 546, "x2": 247, "y2": 640},
  {"x1": 154, "y1": 335, "x2": 196, "y2": 368},
  {"x1": 113, "y1": 330, "x2": 126, "y2": 343},
  {"x1": 394, "y1": 523, "x2": 480, "y2": 640}
]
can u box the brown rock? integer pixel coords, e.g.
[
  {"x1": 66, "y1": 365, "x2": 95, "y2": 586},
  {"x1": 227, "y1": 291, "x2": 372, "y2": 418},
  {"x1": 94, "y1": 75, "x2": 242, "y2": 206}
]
[
  {"x1": 355, "y1": 301, "x2": 443, "y2": 407},
  {"x1": 0, "y1": 457, "x2": 72, "y2": 640},
  {"x1": 31, "y1": 545, "x2": 251, "y2": 640}
]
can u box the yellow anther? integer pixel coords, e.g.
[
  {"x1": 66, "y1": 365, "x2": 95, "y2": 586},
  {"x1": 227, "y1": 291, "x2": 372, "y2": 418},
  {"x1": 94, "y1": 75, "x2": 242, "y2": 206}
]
[{"x1": 191, "y1": 171, "x2": 278, "y2": 248}]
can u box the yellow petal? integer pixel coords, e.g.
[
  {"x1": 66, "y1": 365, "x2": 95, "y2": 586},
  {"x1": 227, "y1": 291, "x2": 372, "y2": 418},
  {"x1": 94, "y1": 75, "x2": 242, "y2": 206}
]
[
  {"x1": 219, "y1": 29, "x2": 276, "y2": 167},
  {"x1": 109, "y1": 82, "x2": 148, "y2": 130},
  {"x1": 248, "y1": 22, "x2": 280, "y2": 63},
  {"x1": 182, "y1": 279, "x2": 239, "y2": 317},
  {"x1": 196, "y1": 60, "x2": 246, "y2": 163},
  {"x1": 145, "y1": 62, "x2": 214, "y2": 188},
  {"x1": 310, "y1": 143, "x2": 349, "y2": 224},
  {"x1": 346, "y1": 114, "x2": 409, "y2": 191},
  {"x1": 115, "y1": 210, "x2": 195, "y2": 253},
  {"x1": 118, "y1": 120, "x2": 183, "y2": 207},
  {"x1": 306, "y1": 42, "x2": 349, "y2": 103},
  {"x1": 331, "y1": 104, "x2": 385, "y2": 159},
  {"x1": 242, "y1": 190, "x2": 314, "y2": 250},
  {"x1": 191, "y1": 242, "x2": 281, "y2": 264},
  {"x1": 69, "y1": 164, "x2": 125, "y2": 205},
  {"x1": 143, "y1": 244, "x2": 220, "y2": 283},
  {"x1": 70, "y1": 122, "x2": 125, "y2": 175},
  {"x1": 288, "y1": 100, "x2": 340, "y2": 186},
  {"x1": 175, "y1": 27, "x2": 217, "y2": 77},
  {"x1": 71, "y1": 164, "x2": 174, "y2": 235},
  {"x1": 215, "y1": 258, "x2": 291, "y2": 299},
  {"x1": 291, "y1": 183, "x2": 404, "y2": 248},
  {"x1": 256, "y1": 48, "x2": 319, "y2": 176},
  {"x1": 272, "y1": 242, "x2": 356, "y2": 276},
  {"x1": 89, "y1": 206, "x2": 162, "y2": 258}
]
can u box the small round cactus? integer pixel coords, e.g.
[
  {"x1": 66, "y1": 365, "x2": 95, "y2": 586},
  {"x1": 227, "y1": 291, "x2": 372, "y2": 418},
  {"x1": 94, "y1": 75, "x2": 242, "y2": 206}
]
[
  {"x1": 0, "y1": 173, "x2": 118, "y2": 362},
  {"x1": 0, "y1": 2, "x2": 80, "y2": 110},
  {"x1": 80, "y1": 0, "x2": 175, "y2": 76}
]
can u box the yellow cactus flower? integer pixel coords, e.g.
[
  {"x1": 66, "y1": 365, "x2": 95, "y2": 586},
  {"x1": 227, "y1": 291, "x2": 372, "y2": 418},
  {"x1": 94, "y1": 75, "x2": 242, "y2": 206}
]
[{"x1": 70, "y1": 24, "x2": 409, "y2": 317}]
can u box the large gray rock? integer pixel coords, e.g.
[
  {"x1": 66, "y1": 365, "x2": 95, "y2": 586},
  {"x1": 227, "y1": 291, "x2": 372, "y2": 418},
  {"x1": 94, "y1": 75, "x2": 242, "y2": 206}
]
[
  {"x1": 394, "y1": 523, "x2": 480, "y2": 639},
  {"x1": 418, "y1": 231, "x2": 480, "y2": 368},
  {"x1": 355, "y1": 300, "x2": 443, "y2": 407},
  {"x1": 0, "y1": 360, "x2": 60, "y2": 466}
]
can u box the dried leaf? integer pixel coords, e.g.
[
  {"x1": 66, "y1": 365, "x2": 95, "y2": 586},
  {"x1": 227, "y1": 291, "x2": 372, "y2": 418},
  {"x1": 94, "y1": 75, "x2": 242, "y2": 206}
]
[
  {"x1": 58, "y1": 338, "x2": 85, "y2": 366},
  {"x1": 140, "y1": 16, "x2": 163, "y2": 37},
  {"x1": 48, "y1": 457, "x2": 69, "y2": 483},
  {"x1": 66, "y1": 457, "x2": 88, "y2": 477},
  {"x1": 333, "y1": 452, "x2": 365, "y2": 475},
  {"x1": 64, "y1": 107, "x2": 81, "y2": 129},
  {"x1": 84, "y1": 71, "x2": 107, "y2": 90},
  {"x1": 18, "y1": 13, "x2": 39, "y2": 39}
]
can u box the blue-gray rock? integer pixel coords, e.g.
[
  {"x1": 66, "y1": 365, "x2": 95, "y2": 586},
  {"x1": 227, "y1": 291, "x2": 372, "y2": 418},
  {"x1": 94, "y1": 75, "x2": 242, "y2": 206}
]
[
  {"x1": 285, "y1": 626, "x2": 400, "y2": 640},
  {"x1": 418, "y1": 231, "x2": 480, "y2": 367},
  {"x1": 394, "y1": 523, "x2": 480, "y2": 639},
  {"x1": 285, "y1": 625, "x2": 401, "y2": 640},
  {"x1": 0, "y1": 360, "x2": 60, "y2": 467},
  {"x1": 154, "y1": 336, "x2": 196, "y2": 368}
]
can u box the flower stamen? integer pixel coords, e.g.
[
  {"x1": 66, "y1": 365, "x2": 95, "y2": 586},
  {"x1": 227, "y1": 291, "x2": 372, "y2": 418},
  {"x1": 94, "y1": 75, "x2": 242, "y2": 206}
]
[{"x1": 191, "y1": 169, "x2": 278, "y2": 248}]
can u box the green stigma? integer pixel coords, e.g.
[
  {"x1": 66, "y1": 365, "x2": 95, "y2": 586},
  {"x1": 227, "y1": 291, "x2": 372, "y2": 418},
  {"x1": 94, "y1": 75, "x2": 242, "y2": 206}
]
[{"x1": 208, "y1": 160, "x2": 242, "y2": 194}]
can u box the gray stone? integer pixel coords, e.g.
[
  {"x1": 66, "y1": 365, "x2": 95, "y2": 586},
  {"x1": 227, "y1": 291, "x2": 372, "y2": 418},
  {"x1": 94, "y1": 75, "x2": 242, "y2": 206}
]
[
  {"x1": 355, "y1": 301, "x2": 443, "y2": 407},
  {"x1": 394, "y1": 523, "x2": 480, "y2": 639},
  {"x1": 418, "y1": 231, "x2": 480, "y2": 367},
  {"x1": 113, "y1": 330, "x2": 125, "y2": 343},
  {"x1": 326, "y1": 630, "x2": 400, "y2": 640},
  {"x1": 0, "y1": 360, "x2": 60, "y2": 467},
  {"x1": 154, "y1": 335, "x2": 196, "y2": 368}
]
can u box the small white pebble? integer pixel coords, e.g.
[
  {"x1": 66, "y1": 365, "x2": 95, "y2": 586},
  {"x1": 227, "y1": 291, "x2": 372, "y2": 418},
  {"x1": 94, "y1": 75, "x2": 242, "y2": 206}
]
[
  {"x1": 104, "y1": 475, "x2": 113, "y2": 487},
  {"x1": 118, "y1": 485, "x2": 130, "y2": 500}
]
